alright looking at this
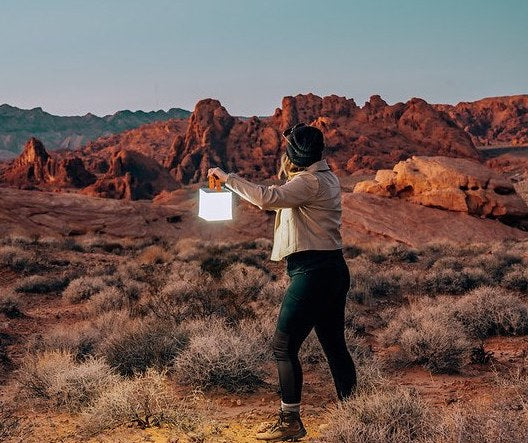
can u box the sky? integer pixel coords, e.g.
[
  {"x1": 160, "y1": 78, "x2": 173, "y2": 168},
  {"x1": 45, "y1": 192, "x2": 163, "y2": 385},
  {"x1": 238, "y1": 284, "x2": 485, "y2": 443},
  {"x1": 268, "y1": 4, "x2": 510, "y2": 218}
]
[{"x1": 0, "y1": 0, "x2": 526, "y2": 117}]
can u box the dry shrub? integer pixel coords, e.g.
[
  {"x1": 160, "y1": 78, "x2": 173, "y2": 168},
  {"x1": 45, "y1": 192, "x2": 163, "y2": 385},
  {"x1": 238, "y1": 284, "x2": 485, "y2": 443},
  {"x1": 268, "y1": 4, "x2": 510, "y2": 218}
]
[
  {"x1": 14, "y1": 274, "x2": 68, "y2": 294},
  {"x1": 451, "y1": 286, "x2": 528, "y2": 338},
  {"x1": 219, "y1": 262, "x2": 270, "y2": 300},
  {"x1": 81, "y1": 368, "x2": 205, "y2": 436},
  {"x1": 0, "y1": 245, "x2": 35, "y2": 272},
  {"x1": 381, "y1": 301, "x2": 471, "y2": 373},
  {"x1": 0, "y1": 291, "x2": 24, "y2": 318},
  {"x1": 36, "y1": 236, "x2": 63, "y2": 248},
  {"x1": 98, "y1": 319, "x2": 188, "y2": 376},
  {"x1": 62, "y1": 276, "x2": 108, "y2": 303},
  {"x1": 467, "y1": 251, "x2": 524, "y2": 282},
  {"x1": 17, "y1": 350, "x2": 119, "y2": 411},
  {"x1": 503, "y1": 265, "x2": 528, "y2": 292},
  {"x1": 175, "y1": 237, "x2": 210, "y2": 261},
  {"x1": 173, "y1": 318, "x2": 267, "y2": 393},
  {"x1": 348, "y1": 258, "x2": 407, "y2": 303},
  {"x1": 321, "y1": 386, "x2": 439, "y2": 443},
  {"x1": 420, "y1": 267, "x2": 489, "y2": 295},
  {"x1": 77, "y1": 235, "x2": 123, "y2": 253},
  {"x1": 0, "y1": 232, "x2": 37, "y2": 246},
  {"x1": 83, "y1": 286, "x2": 140, "y2": 316},
  {"x1": 137, "y1": 245, "x2": 172, "y2": 265},
  {"x1": 441, "y1": 405, "x2": 528, "y2": 443},
  {"x1": 150, "y1": 260, "x2": 261, "y2": 323},
  {"x1": 30, "y1": 310, "x2": 131, "y2": 359}
]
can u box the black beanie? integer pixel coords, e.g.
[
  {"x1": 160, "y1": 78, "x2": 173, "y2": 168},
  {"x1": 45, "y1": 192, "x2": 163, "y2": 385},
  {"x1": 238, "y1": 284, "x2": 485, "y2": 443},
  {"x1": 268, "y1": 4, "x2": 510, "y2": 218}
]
[{"x1": 283, "y1": 123, "x2": 324, "y2": 167}]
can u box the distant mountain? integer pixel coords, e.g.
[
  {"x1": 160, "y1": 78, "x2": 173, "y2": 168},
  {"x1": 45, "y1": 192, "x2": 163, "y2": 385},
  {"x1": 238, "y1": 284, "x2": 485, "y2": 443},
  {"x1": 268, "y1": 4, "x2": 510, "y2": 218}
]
[{"x1": 0, "y1": 104, "x2": 191, "y2": 158}]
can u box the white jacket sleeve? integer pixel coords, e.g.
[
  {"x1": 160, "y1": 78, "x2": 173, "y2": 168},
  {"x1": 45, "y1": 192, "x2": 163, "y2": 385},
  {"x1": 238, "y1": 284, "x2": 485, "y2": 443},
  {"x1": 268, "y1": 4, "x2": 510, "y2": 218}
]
[{"x1": 225, "y1": 172, "x2": 319, "y2": 210}]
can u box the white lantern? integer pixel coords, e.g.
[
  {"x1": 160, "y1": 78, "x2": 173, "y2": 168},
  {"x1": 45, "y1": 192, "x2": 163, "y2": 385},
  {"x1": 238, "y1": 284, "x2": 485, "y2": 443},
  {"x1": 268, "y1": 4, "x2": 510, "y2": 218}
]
[{"x1": 198, "y1": 176, "x2": 233, "y2": 221}]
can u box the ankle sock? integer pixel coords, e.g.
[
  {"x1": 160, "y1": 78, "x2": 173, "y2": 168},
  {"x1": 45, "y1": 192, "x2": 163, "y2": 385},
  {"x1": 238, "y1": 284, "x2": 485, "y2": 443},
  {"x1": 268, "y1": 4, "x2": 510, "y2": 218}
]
[{"x1": 281, "y1": 401, "x2": 301, "y2": 413}]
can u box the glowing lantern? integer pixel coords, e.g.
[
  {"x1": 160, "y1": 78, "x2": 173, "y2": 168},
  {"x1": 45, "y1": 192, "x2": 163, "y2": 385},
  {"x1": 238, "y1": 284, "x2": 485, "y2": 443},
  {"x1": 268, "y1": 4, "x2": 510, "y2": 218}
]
[{"x1": 198, "y1": 175, "x2": 233, "y2": 221}]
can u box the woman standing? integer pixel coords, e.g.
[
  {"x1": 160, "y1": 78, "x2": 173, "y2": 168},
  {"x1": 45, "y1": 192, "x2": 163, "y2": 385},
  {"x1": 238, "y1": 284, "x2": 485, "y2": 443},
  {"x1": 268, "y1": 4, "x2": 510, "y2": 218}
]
[{"x1": 207, "y1": 123, "x2": 356, "y2": 441}]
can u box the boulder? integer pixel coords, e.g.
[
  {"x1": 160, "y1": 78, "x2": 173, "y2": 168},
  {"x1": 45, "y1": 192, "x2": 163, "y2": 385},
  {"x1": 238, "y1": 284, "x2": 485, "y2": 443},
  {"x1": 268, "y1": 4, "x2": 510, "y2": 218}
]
[{"x1": 354, "y1": 156, "x2": 528, "y2": 223}]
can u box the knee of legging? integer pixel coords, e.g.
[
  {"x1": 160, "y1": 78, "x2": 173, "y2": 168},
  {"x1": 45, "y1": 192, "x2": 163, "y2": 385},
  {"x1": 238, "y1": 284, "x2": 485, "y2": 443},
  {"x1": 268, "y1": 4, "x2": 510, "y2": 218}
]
[{"x1": 271, "y1": 329, "x2": 296, "y2": 361}]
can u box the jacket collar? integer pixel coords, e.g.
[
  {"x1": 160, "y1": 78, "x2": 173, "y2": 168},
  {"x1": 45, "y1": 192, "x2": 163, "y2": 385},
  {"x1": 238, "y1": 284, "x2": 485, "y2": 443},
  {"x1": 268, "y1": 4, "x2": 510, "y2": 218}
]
[{"x1": 306, "y1": 158, "x2": 330, "y2": 172}]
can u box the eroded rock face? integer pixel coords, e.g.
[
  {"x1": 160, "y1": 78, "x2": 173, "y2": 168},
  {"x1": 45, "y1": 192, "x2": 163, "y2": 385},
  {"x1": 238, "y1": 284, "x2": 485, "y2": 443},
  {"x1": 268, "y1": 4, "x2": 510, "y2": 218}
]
[
  {"x1": 165, "y1": 99, "x2": 235, "y2": 184},
  {"x1": 353, "y1": 156, "x2": 528, "y2": 222},
  {"x1": 163, "y1": 94, "x2": 480, "y2": 185},
  {"x1": 435, "y1": 95, "x2": 528, "y2": 146},
  {"x1": 0, "y1": 137, "x2": 95, "y2": 188},
  {"x1": 82, "y1": 149, "x2": 177, "y2": 200}
]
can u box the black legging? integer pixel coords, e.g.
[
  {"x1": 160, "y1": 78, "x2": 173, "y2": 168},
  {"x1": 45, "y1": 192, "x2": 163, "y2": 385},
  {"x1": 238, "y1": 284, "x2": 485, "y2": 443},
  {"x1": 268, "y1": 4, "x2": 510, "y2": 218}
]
[{"x1": 271, "y1": 252, "x2": 357, "y2": 404}]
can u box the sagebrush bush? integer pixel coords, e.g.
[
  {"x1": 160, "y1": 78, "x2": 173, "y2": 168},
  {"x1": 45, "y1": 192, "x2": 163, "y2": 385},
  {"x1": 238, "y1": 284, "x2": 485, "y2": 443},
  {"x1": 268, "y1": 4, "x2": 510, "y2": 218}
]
[
  {"x1": 381, "y1": 301, "x2": 471, "y2": 373},
  {"x1": 348, "y1": 260, "x2": 407, "y2": 303},
  {"x1": 173, "y1": 318, "x2": 267, "y2": 393},
  {"x1": 81, "y1": 368, "x2": 204, "y2": 436},
  {"x1": 0, "y1": 245, "x2": 35, "y2": 272},
  {"x1": 84, "y1": 286, "x2": 135, "y2": 316},
  {"x1": 321, "y1": 386, "x2": 439, "y2": 443},
  {"x1": 98, "y1": 319, "x2": 188, "y2": 376},
  {"x1": 0, "y1": 291, "x2": 23, "y2": 318},
  {"x1": 62, "y1": 276, "x2": 108, "y2": 303},
  {"x1": 451, "y1": 286, "x2": 528, "y2": 338},
  {"x1": 30, "y1": 310, "x2": 131, "y2": 359},
  {"x1": 441, "y1": 405, "x2": 528, "y2": 443},
  {"x1": 136, "y1": 245, "x2": 172, "y2": 265},
  {"x1": 14, "y1": 274, "x2": 68, "y2": 294},
  {"x1": 17, "y1": 350, "x2": 118, "y2": 411},
  {"x1": 503, "y1": 265, "x2": 528, "y2": 292},
  {"x1": 420, "y1": 267, "x2": 488, "y2": 295},
  {"x1": 150, "y1": 261, "x2": 258, "y2": 323}
]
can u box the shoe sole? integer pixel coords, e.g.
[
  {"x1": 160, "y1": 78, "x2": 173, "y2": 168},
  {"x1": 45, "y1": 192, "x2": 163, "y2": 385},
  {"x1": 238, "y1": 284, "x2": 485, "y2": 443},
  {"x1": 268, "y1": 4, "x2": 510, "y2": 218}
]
[{"x1": 259, "y1": 428, "x2": 307, "y2": 442}]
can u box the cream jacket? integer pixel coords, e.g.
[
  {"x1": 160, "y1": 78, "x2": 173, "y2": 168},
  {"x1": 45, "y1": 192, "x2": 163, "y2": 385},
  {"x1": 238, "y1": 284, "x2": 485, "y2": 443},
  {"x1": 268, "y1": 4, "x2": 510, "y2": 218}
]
[{"x1": 225, "y1": 158, "x2": 343, "y2": 261}]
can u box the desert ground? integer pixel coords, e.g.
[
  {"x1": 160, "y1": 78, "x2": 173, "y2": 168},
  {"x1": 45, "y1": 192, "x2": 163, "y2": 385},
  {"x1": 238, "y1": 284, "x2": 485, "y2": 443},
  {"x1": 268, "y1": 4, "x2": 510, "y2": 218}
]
[{"x1": 1, "y1": 227, "x2": 528, "y2": 442}]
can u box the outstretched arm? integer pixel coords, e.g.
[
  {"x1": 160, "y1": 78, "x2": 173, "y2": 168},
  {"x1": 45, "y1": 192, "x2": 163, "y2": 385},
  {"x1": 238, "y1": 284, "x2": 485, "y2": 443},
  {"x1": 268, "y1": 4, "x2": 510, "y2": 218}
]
[{"x1": 207, "y1": 167, "x2": 319, "y2": 210}]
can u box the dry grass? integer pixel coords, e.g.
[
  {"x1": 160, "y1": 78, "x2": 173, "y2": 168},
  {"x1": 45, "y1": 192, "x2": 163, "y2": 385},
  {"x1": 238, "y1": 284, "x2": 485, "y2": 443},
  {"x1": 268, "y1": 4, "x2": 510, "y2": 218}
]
[
  {"x1": 451, "y1": 286, "x2": 528, "y2": 338},
  {"x1": 98, "y1": 319, "x2": 188, "y2": 376},
  {"x1": 0, "y1": 245, "x2": 36, "y2": 272},
  {"x1": 173, "y1": 318, "x2": 268, "y2": 393},
  {"x1": 381, "y1": 301, "x2": 471, "y2": 373},
  {"x1": 14, "y1": 274, "x2": 68, "y2": 294},
  {"x1": 80, "y1": 368, "x2": 207, "y2": 436},
  {"x1": 0, "y1": 291, "x2": 24, "y2": 318},
  {"x1": 136, "y1": 244, "x2": 173, "y2": 265},
  {"x1": 321, "y1": 386, "x2": 439, "y2": 443},
  {"x1": 16, "y1": 350, "x2": 119, "y2": 412},
  {"x1": 62, "y1": 276, "x2": 109, "y2": 303}
]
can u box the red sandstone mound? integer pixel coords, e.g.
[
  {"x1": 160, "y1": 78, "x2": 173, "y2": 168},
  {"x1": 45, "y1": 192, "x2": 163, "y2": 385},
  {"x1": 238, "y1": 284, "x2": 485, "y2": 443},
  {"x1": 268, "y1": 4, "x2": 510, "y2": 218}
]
[
  {"x1": 78, "y1": 118, "x2": 189, "y2": 171},
  {"x1": 0, "y1": 137, "x2": 95, "y2": 189},
  {"x1": 82, "y1": 149, "x2": 178, "y2": 200},
  {"x1": 435, "y1": 95, "x2": 528, "y2": 146},
  {"x1": 354, "y1": 156, "x2": 528, "y2": 225}
]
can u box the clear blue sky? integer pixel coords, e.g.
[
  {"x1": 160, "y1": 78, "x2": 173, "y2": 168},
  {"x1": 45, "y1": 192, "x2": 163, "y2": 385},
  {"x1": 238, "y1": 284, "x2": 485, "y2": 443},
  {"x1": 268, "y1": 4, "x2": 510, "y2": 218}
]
[{"x1": 0, "y1": 0, "x2": 526, "y2": 116}]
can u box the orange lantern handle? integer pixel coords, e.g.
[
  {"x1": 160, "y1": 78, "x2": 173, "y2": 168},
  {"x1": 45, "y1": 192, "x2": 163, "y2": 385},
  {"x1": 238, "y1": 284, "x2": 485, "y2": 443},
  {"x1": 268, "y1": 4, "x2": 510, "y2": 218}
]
[{"x1": 208, "y1": 174, "x2": 222, "y2": 191}]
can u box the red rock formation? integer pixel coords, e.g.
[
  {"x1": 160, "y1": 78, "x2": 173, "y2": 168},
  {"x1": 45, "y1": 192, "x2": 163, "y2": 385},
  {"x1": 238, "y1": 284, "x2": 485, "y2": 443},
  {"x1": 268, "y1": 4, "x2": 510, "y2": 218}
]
[
  {"x1": 0, "y1": 137, "x2": 95, "y2": 189},
  {"x1": 163, "y1": 94, "x2": 479, "y2": 185},
  {"x1": 82, "y1": 149, "x2": 177, "y2": 200},
  {"x1": 435, "y1": 95, "x2": 528, "y2": 146},
  {"x1": 354, "y1": 156, "x2": 528, "y2": 224},
  {"x1": 164, "y1": 99, "x2": 234, "y2": 183}
]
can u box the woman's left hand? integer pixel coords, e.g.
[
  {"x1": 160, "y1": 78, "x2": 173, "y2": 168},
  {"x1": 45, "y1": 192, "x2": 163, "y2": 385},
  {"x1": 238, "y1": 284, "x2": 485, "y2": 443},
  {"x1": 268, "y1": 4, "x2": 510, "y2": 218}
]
[{"x1": 208, "y1": 167, "x2": 229, "y2": 183}]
